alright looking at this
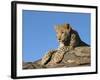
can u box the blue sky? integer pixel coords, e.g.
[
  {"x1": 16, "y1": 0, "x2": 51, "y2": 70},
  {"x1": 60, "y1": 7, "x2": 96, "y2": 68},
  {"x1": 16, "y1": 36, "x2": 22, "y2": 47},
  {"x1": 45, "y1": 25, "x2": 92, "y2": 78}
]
[{"x1": 22, "y1": 10, "x2": 90, "y2": 62}]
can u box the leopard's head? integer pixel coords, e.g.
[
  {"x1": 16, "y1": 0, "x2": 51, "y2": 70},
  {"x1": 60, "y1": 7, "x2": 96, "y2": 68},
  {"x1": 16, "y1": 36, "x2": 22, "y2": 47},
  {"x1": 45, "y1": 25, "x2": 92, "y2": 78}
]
[{"x1": 55, "y1": 23, "x2": 72, "y2": 47}]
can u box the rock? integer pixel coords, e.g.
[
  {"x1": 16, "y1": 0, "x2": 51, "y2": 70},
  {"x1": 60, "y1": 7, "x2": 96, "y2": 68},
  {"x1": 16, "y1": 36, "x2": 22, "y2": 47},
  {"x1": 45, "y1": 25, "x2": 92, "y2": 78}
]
[
  {"x1": 74, "y1": 47, "x2": 90, "y2": 57},
  {"x1": 23, "y1": 46, "x2": 90, "y2": 69},
  {"x1": 23, "y1": 62, "x2": 34, "y2": 69}
]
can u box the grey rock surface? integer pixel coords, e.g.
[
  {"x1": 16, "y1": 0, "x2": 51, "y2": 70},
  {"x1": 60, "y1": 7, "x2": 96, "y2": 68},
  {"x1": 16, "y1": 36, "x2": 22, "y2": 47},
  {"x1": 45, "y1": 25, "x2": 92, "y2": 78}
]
[{"x1": 23, "y1": 47, "x2": 90, "y2": 69}]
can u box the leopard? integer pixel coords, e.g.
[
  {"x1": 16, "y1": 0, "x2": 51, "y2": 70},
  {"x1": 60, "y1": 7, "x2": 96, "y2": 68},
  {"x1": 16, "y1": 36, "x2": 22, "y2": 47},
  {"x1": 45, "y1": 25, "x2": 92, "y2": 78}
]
[
  {"x1": 41, "y1": 23, "x2": 89, "y2": 66},
  {"x1": 55, "y1": 23, "x2": 89, "y2": 50}
]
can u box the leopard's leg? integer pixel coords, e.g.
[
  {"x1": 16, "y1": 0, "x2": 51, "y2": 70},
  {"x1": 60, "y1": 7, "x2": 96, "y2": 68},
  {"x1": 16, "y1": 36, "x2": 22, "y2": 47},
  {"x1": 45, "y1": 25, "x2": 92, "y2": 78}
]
[
  {"x1": 41, "y1": 50, "x2": 57, "y2": 65},
  {"x1": 70, "y1": 33, "x2": 78, "y2": 50},
  {"x1": 53, "y1": 47, "x2": 68, "y2": 64}
]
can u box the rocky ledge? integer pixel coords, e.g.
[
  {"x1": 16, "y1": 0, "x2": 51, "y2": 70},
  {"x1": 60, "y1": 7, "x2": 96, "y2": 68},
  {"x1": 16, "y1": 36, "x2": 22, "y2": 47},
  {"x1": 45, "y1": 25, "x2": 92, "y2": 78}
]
[{"x1": 23, "y1": 46, "x2": 90, "y2": 69}]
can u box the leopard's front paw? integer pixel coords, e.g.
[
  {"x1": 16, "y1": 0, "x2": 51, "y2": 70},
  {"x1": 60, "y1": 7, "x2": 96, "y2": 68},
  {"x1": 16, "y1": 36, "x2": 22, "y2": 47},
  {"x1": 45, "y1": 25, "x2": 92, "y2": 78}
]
[{"x1": 41, "y1": 50, "x2": 57, "y2": 65}]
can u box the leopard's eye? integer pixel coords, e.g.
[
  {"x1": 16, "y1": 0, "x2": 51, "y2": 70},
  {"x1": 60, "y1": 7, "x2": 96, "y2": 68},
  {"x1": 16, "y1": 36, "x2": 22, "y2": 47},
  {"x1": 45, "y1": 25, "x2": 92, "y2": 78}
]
[{"x1": 62, "y1": 31, "x2": 64, "y2": 33}]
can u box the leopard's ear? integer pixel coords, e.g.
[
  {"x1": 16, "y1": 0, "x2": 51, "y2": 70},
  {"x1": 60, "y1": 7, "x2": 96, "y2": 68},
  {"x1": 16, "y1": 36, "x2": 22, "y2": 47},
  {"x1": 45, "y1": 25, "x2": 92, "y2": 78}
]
[
  {"x1": 54, "y1": 25, "x2": 59, "y2": 31},
  {"x1": 54, "y1": 25, "x2": 57, "y2": 30},
  {"x1": 64, "y1": 23, "x2": 72, "y2": 31}
]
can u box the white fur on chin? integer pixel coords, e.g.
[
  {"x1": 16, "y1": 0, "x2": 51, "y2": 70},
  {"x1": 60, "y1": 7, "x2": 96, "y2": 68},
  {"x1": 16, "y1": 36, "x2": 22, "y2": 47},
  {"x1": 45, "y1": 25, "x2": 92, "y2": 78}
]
[{"x1": 58, "y1": 42, "x2": 64, "y2": 50}]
